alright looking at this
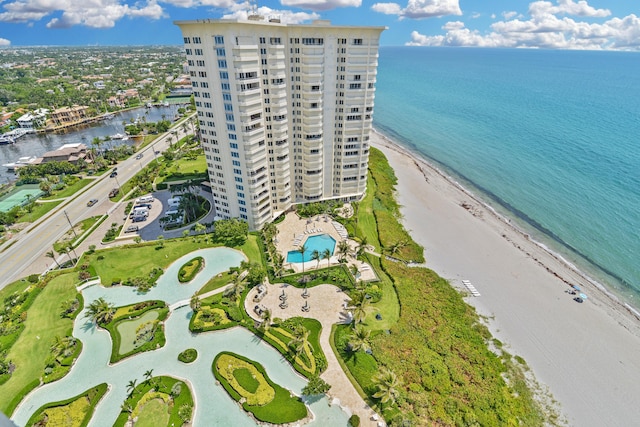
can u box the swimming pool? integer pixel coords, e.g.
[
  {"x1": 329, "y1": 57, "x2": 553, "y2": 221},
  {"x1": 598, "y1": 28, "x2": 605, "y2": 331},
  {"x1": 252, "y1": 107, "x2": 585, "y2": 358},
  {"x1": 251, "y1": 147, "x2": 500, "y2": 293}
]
[{"x1": 287, "y1": 234, "x2": 337, "y2": 263}]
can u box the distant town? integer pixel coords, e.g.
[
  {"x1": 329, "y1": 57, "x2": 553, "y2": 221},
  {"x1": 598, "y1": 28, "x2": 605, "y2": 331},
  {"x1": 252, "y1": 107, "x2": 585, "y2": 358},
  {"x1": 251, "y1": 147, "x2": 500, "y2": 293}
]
[{"x1": 0, "y1": 46, "x2": 190, "y2": 139}]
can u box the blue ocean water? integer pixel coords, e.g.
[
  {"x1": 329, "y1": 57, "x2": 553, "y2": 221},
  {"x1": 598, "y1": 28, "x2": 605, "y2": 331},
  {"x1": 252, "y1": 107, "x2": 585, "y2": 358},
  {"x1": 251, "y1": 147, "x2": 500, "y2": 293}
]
[{"x1": 373, "y1": 47, "x2": 640, "y2": 307}]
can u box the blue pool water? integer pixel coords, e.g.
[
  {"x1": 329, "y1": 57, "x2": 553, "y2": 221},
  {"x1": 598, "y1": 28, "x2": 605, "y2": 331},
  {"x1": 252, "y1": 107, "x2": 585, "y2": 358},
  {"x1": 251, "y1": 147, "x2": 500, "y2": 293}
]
[{"x1": 287, "y1": 234, "x2": 336, "y2": 263}]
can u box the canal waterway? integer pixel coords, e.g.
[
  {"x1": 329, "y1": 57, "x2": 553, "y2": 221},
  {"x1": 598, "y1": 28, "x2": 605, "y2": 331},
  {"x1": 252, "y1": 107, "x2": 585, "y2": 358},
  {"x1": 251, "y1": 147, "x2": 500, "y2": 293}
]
[
  {"x1": 0, "y1": 105, "x2": 183, "y2": 184},
  {"x1": 12, "y1": 247, "x2": 350, "y2": 426}
]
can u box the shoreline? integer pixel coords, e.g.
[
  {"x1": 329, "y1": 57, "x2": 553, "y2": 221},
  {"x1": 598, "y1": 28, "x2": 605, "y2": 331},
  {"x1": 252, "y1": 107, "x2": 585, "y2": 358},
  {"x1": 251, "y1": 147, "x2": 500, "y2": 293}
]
[
  {"x1": 370, "y1": 129, "x2": 640, "y2": 426},
  {"x1": 372, "y1": 128, "x2": 640, "y2": 329}
]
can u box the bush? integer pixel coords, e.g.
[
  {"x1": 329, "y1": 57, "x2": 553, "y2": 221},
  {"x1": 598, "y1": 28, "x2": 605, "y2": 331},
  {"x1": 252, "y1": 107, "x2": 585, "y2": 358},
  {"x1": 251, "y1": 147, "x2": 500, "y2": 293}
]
[
  {"x1": 348, "y1": 414, "x2": 360, "y2": 427},
  {"x1": 178, "y1": 348, "x2": 198, "y2": 363},
  {"x1": 178, "y1": 257, "x2": 204, "y2": 283}
]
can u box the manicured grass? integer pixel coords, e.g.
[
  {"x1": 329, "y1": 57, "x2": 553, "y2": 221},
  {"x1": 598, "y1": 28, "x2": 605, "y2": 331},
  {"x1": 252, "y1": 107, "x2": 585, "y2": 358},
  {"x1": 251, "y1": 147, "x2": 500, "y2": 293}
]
[
  {"x1": 356, "y1": 175, "x2": 382, "y2": 252},
  {"x1": 0, "y1": 272, "x2": 78, "y2": 416},
  {"x1": 83, "y1": 238, "x2": 214, "y2": 286},
  {"x1": 234, "y1": 368, "x2": 260, "y2": 393},
  {"x1": 196, "y1": 270, "x2": 234, "y2": 295},
  {"x1": 42, "y1": 179, "x2": 93, "y2": 200},
  {"x1": 177, "y1": 348, "x2": 198, "y2": 363},
  {"x1": 240, "y1": 233, "x2": 264, "y2": 266},
  {"x1": 362, "y1": 254, "x2": 399, "y2": 330},
  {"x1": 178, "y1": 256, "x2": 203, "y2": 283},
  {"x1": 213, "y1": 352, "x2": 307, "y2": 424},
  {"x1": 25, "y1": 383, "x2": 108, "y2": 427},
  {"x1": 113, "y1": 376, "x2": 193, "y2": 427},
  {"x1": 135, "y1": 398, "x2": 169, "y2": 427},
  {"x1": 102, "y1": 301, "x2": 168, "y2": 363},
  {"x1": 20, "y1": 200, "x2": 62, "y2": 224}
]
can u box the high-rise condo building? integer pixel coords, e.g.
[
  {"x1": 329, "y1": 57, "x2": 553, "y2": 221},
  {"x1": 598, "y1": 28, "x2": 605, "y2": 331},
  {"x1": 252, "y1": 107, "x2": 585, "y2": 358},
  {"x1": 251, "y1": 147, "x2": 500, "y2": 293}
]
[{"x1": 175, "y1": 17, "x2": 385, "y2": 230}]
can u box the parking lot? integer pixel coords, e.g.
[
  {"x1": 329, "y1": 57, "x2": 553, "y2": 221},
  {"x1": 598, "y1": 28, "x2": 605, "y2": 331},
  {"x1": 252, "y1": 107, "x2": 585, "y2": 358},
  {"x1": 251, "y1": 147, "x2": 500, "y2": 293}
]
[{"x1": 119, "y1": 188, "x2": 216, "y2": 241}]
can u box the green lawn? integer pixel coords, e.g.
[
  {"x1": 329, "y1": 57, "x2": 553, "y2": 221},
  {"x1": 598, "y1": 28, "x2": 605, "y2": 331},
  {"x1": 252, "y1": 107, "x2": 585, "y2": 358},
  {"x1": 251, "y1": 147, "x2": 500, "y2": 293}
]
[
  {"x1": 84, "y1": 239, "x2": 215, "y2": 286},
  {"x1": 0, "y1": 272, "x2": 79, "y2": 416},
  {"x1": 362, "y1": 255, "x2": 399, "y2": 330},
  {"x1": 197, "y1": 271, "x2": 234, "y2": 295},
  {"x1": 41, "y1": 179, "x2": 93, "y2": 200},
  {"x1": 135, "y1": 398, "x2": 169, "y2": 427},
  {"x1": 240, "y1": 234, "x2": 263, "y2": 266},
  {"x1": 20, "y1": 200, "x2": 62, "y2": 224}
]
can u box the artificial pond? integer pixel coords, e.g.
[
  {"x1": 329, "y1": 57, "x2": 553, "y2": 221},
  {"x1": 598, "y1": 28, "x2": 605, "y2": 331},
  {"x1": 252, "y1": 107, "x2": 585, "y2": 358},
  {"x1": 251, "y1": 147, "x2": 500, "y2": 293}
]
[{"x1": 12, "y1": 247, "x2": 349, "y2": 426}]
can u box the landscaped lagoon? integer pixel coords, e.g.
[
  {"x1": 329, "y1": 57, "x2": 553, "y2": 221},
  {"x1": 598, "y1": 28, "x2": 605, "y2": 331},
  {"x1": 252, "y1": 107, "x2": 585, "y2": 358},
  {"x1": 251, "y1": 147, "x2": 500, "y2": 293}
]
[
  {"x1": 12, "y1": 247, "x2": 349, "y2": 426},
  {"x1": 287, "y1": 234, "x2": 336, "y2": 263}
]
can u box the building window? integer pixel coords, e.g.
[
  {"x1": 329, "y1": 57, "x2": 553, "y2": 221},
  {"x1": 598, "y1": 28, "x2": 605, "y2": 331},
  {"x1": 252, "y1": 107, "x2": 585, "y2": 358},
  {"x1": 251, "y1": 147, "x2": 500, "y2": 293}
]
[
  {"x1": 218, "y1": 60, "x2": 227, "y2": 68},
  {"x1": 216, "y1": 48, "x2": 226, "y2": 56},
  {"x1": 225, "y1": 113, "x2": 234, "y2": 121},
  {"x1": 183, "y1": 37, "x2": 191, "y2": 43},
  {"x1": 220, "y1": 71, "x2": 229, "y2": 80},
  {"x1": 227, "y1": 123, "x2": 235, "y2": 131},
  {"x1": 230, "y1": 143, "x2": 238, "y2": 149},
  {"x1": 214, "y1": 35, "x2": 224, "y2": 44}
]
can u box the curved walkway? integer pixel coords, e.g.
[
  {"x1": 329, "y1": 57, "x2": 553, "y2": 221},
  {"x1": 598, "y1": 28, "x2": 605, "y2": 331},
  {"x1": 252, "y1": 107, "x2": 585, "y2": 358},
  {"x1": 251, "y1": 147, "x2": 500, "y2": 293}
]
[{"x1": 245, "y1": 283, "x2": 381, "y2": 426}]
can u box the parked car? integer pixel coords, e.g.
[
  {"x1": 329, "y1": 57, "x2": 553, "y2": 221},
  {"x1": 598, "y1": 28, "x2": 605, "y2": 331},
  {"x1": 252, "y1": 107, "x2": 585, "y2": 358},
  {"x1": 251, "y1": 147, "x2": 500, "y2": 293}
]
[
  {"x1": 110, "y1": 171, "x2": 118, "y2": 178},
  {"x1": 87, "y1": 198, "x2": 98, "y2": 207},
  {"x1": 108, "y1": 188, "x2": 119, "y2": 198},
  {"x1": 125, "y1": 225, "x2": 139, "y2": 233}
]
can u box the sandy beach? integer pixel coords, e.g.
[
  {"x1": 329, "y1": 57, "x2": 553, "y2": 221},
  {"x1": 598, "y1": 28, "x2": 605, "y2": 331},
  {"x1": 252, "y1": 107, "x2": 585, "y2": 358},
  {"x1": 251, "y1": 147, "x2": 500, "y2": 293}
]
[{"x1": 371, "y1": 130, "x2": 640, "y2": 426}]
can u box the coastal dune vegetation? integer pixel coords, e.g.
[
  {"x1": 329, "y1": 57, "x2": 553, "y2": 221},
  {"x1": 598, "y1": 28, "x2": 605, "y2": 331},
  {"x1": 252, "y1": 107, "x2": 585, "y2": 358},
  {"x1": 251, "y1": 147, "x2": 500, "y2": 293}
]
[{"x1": 332, "y1": 147, "x2": 555, "y2": 425}]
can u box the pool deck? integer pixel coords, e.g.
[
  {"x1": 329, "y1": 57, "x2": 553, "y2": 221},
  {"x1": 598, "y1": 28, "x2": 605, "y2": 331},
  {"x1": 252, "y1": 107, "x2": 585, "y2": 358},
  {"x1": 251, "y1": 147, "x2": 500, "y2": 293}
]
[
  {"x1": 274, "y1": 212, "x2": 343, "y2": 274},
  {"x1": 245, "y1": 283, "x2": 382, "y2": 426}
]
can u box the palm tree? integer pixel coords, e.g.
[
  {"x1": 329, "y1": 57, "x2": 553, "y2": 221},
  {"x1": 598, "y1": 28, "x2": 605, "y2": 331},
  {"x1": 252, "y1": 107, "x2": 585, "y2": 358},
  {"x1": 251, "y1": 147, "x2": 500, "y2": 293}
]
[
  {"x1": 298, "y1": 244, "x2": 307, "y2": 274},
  {"x1": 46, "y1": 250, "x2": 61, "y2": 269},
  {"x1": 190, "y1": 293, "x2": 201, "y2": 312},
  {"x1": 373, "y1": 368, "x2": 401, "y2": 407},
  {"x1": 260, "y1": 309, "x2": 272, "y2": 332},
  {"x1": 356, "y1": 237, "x2": 368, "y2": 258},
  {"x1": 337, "y1": 240, "x2": 350, "y2": 262},
  {"x1": 144, "y1": 369, "x2": 155, "y2": 388},
  {"x1": 273, "y1": 253, "x2": 285, "y2": 278},
  {"x1": 348, "y1": 292, "x2": 370, "y2": 325},
  {"x1": 289, "y1": 325, "x2": 310, "y2": 358},
  {"x1": 349, "y1": 263, "x2": 359, "y2": 279},
  {"x1": 126, "y1": 379, "x2": 138, "y2": 398},
  {"x1": 322, "y1": 248, "x2": 331, "y2": 268},
  {"x1": 348, "y1": 326, "x2": 371, "y2": 353},
  {"x1": 311, "y1": 249, "x2": 321, "y2": 270},
  {"x1": 223, "y1": 275, "x2": 245, "y2": 303},
  {"x1": 66, "y1": 242, "x2": 79, "y2": 266},
  {"x1": 386, "y1": 240, "x2": 407, "y2": 256},
  {"x1": 86, "y1": 297, "x2": 115, "y2": 325}
]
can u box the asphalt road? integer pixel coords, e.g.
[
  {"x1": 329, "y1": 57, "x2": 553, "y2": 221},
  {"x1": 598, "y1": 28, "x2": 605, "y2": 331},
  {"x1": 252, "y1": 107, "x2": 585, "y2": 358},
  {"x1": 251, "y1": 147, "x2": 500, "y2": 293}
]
[{"x1": 0, "y1": 121, "x2": 193, "y2": 290}]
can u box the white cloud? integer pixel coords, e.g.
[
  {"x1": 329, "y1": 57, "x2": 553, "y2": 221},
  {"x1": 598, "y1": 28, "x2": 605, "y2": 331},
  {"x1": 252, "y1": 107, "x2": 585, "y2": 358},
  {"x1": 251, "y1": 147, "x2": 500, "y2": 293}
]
[
  {"x1": 0, "y1": 0, "x2": 165, "y2": 27},
  {"x1": 0, "y1": 37, "x2": 10, "y2": 46},
  {"x1": 222, "y1": 6, "x2": 320, "y2": 24},
  {"x1": 280, "y1": 0, "x2": 361, "y2": 12},
  {"x1": 406, "y1": 0, "x2": 640, "y2": 50},
  {"x1": 371, "y1": 2, "x2": 402, "y2": 15},
  {"x1": 529, "y1": 0, "x2": 610, "y2": 18},
  {"x1": 372, "y1": 0, "x2": 461, "y2": 20}
]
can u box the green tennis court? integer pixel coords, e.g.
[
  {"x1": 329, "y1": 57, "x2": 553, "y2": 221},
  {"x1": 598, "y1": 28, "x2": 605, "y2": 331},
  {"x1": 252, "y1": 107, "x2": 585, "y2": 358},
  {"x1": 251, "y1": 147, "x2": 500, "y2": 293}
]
[{"x1": 0, "y1": 185, "x2": 43, "y2": 212}]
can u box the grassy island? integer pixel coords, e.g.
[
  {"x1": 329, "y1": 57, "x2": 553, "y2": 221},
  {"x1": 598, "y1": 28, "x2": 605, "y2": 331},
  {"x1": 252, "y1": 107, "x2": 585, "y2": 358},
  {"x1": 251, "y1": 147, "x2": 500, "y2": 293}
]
[{"x1": 213, "y1": 351, "x2": 307, "y2": 424}]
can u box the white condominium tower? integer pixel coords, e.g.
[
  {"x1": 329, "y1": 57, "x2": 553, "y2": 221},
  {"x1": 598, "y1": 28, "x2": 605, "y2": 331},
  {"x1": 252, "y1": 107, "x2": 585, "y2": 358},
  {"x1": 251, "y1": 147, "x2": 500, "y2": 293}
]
[{"x1": 175, "y1": 18, "x2": 385, "y2": 230}]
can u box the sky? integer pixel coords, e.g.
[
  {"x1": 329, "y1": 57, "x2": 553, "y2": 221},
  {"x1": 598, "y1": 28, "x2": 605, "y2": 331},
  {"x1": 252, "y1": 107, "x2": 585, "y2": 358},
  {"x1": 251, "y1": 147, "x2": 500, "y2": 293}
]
[{"x1": 0, "y1": 0, "x2": 638, "y2": 50}]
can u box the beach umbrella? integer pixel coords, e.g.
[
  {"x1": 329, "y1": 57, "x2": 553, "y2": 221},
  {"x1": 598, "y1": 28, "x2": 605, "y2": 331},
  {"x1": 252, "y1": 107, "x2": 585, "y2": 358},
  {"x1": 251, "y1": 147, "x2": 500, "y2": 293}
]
[
  {"x1": 579, "y1": 293, "x2": 588, "y2": 300},
  {"x1": 572, "y1": 285, "x2": 581, "y2": 292}
]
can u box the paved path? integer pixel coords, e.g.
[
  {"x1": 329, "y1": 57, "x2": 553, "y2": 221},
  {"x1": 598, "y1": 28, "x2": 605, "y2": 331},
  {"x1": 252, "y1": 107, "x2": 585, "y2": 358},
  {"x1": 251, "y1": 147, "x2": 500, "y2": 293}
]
[{"x1": 245, "y1": 282, "x2": 381, "y2": 426}]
